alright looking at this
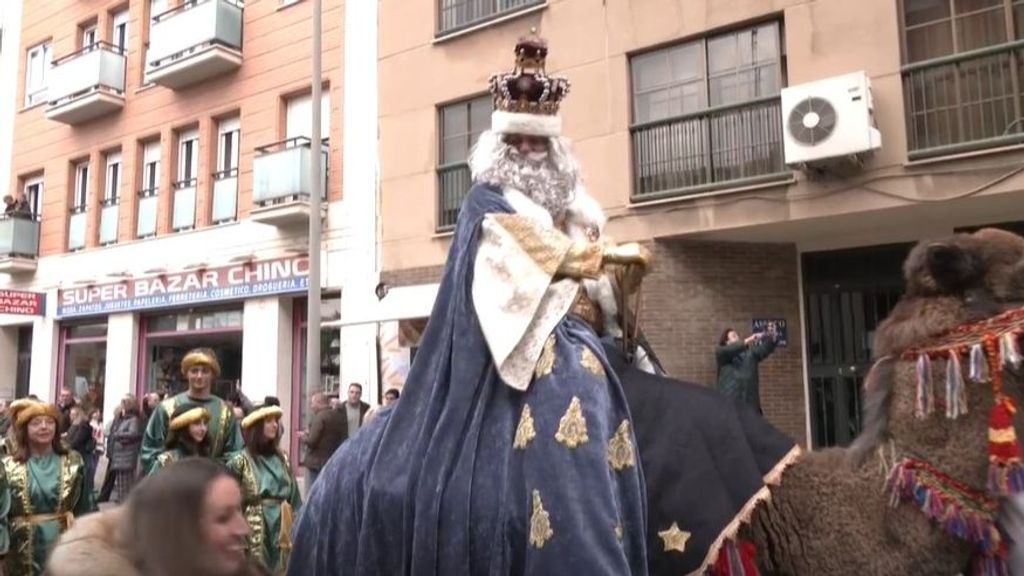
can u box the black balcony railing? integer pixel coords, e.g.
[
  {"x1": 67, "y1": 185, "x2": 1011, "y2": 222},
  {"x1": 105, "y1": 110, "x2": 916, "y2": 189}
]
[
  {"x1": 630, "y1": 95, "x2": 787, "y2": 201},
  {"x1": 437, "y1": 0, "x2": 545, "y2": 36},
  {"x1": 903, "y1": 40, "x2": 1024, "y2": 159},
  {"x1": 436, "y1": 163, "x2": 471, "y2": 232}
]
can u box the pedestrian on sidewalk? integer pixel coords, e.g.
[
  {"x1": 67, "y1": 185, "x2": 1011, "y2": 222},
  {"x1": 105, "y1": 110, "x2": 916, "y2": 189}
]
[
  {"x1": 298, "y1": 392, "x2": 346, "y2": 492},
  {"x1": 715, "y1": 325, "x2": 779, "y2": 414},
  {"x1": 109, "y1": 395, "x2": 144, "y2": 502}
]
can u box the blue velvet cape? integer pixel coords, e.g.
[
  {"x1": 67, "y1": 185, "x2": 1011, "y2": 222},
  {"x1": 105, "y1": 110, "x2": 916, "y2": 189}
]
[{"x1": 288, "y1": 184, "x2": 649, "y2": 575}]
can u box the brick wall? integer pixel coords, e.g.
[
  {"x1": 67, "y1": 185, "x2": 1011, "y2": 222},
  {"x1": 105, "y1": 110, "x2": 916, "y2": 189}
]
[{"x1": 640, "y1": 239, "x2": 807, "y2": 446}]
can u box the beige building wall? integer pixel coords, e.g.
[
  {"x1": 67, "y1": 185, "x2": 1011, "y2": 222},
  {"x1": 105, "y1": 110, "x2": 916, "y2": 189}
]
[{"x1": 378, "y1": 0, "x2": 1024, "y2": 269}]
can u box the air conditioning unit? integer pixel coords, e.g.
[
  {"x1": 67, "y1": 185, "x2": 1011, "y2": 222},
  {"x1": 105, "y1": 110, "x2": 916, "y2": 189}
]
[{"x1": 781, "y1": 71, "x2": 881, "y2": 167}]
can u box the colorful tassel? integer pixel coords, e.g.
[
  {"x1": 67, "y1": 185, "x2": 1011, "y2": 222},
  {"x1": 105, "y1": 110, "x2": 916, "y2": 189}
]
[
  {"x1": 1001, "y1": 332, "x2": 1022, "y2": 370},
  {"x1": 946, "y1": 351, "x2": 968, "y2": 419},
  {"x1": 915, "y1": 354, "x2": 934, "y2": 419},
  {"x1": 711, "y1": 539, "x2": 760, "y2": 576},
  {"x1": 988, "y1": 396, "x2": 1024, "y2": 495},
  {"x1": 970, "y1": 344, "x2": 989, "y2": 383}
]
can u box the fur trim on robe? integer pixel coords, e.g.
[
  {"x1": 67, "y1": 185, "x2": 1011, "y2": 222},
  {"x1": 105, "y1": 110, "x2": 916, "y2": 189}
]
[{"x1": 46, "y1": 507, "x2": 139, "y2": 576}]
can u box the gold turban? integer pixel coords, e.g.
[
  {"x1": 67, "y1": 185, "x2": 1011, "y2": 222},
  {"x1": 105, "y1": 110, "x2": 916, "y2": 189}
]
[
  {"x1": 169, "y1": 407, "x2": 210, "y2": 431},
  {"x1": 181, "y1": 348, "x2": 221, "y2": 377},
  {"x1": 242, "y1": 405, "x2": 283, "y2": 429},
  {"x1": 15, "y1": 401, "x2": 61, "y2": 429},
  {"x1": 9, "y1": 398, "x2": 37, "y2": 424}
]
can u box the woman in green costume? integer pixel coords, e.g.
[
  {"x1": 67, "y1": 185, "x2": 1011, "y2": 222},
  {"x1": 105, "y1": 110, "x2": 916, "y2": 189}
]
[
  {"x1": 150, "y1": 403, "x2": 212, "y2": 474},
  {"x1": 226, "y1": 403, "x2": 301, "y2": 574},
  {"x1": 2, "y1": 400, "x2": 95, "y2": 575}
]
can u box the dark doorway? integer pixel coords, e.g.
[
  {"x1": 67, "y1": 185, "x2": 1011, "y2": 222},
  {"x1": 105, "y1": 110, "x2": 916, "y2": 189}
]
[
  {"x1": 802, "y1": 243, "x2": 910, "y2": 448},
  {"x1": 15, "y1": 326, "x2": 32, "y2": 399}
]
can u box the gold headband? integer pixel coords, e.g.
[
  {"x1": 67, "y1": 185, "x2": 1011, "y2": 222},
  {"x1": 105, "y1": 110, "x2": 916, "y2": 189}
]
[
  {"x1": 181, "y1": 350, "x2": 221, "y2": 377},
  {"x1": 16, "y1": 402, "x2": 60, "y2": 429},
  {"x1": 169, "y1": 407, "x2": 209, "y2": 431},
  {"x1": 242, "y1": 406, "x2": 283, "y2": 429}
]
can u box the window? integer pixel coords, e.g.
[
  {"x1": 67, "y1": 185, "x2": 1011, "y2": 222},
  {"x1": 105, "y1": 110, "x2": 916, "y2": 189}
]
[
  {"x1": 213, "y1": 116, "x2": 240, "y2": 223},
  {"x1": 81, "y1": 24, "x2": 98, "y2": 50},
  {"x1": 901, "y1": 0, "x2": 1024, "y2": 156},
  {"x1": 285, "y1": 91, "x2": 331, "y2": 143},
  {"x1": 23, "y1": 177, "x2": 43, "y2": 218},
  {"x1": 60, "y1": 322, "x2": 108, "y2": 419},
  {"x1": 437, "y1": 0, "x2": 545, "y2": 36},
  {"x1": 629, "y1": 22, "x2": 786, "y2": 199},
  {"x1": 105, "y1": 152, "x2": 122, "y2": 203},
  {"x1": 143, "y1": 0, "x2": 168, "y2": 81},
  {"x1": 436, "y1": 95, "x2": 492, "y2": 230},
  {"x1": 142, "y1": 140, "x2": 161, "y2": 193},
  {"x1": 24, "y1": 42, "x2": 51, "y2": 107},
  {"x1": 176, "y1": 129, "x2": 199, "y2": 186},
  {"x1": 138, "y1": 140, "x2": 161, "y2": 238},
  {"x1": 72, "y1": 161, "x2": 90, "y2": 210},
  {"x1": 112, "y1": 9, "x2": 129, "y2": 53}
]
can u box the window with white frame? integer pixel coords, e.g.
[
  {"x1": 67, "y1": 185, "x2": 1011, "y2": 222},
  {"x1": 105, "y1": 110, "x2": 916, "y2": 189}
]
[
  {"x1": 112, "y1": 10, "x2": 129, "y2": 54},
  {"x1": 217, "y1": 117, "x2": 240, "y2": 176},
  {"x1": 105, "y1": 152, "x2": 122, "y2": 203},
  {"x1": 81, "y1": 24, "x2": 98, "y2": 50},
  {"x1": 436, "y1": 94, "x2": 492, "y2": 230},
  {"x1": 177, "y1": 129, "x2": 199, "y2": 186},
  {"x1": 285, "y1": 92, "x2": 331, "y2": 144},
  {"x1": 72, "y1": 161, "x2": 90, "y2": 211},
  {"x1": 24, "y1": 42, "x2": 52, "y2": 107},
  {"x1": 23, "y1": 177, "x2": 43, "y2": 218},
  {"x1": 436, "y1": 0, "x2": 545, "y2": 36},
  {"x1": 142, "y1": 140, "x2": 161, "y2": 193}
]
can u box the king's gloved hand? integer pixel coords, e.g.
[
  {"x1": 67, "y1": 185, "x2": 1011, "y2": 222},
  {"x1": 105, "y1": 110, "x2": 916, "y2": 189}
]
[{"x1": 602, "y1": 242, "x2": 653, "y2": 272}]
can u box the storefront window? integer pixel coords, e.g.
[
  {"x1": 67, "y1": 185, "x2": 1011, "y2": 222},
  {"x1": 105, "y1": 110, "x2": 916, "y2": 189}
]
[
  {"x1": 15, "y1": 326, "x2": 32, "y2": 399},
  {"x1": 60, "y1": 321, "x2": 107, "y2": 417},
  {"x1": 139, "y1": 307, "x2": 243, "y2": 399}
]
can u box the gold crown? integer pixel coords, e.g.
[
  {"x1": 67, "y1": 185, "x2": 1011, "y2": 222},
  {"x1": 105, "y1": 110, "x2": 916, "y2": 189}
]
[{"x1": 489, "y1": 33, "x2": 570, "y2": 116}]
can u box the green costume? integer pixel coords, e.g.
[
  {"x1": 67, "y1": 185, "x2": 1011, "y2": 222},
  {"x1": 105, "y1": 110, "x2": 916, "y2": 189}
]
[
  {"x1": 226, "y1": 451, "x2": 302, "y2": 573},
  {"x1": 140, "y1": 394, "x2": 243, "y2": 474},
  {"x1": 3, "y1": 451, "x2": 95, "y2": 575},
  {"x1": 149, "y1": 447, "x2": 195, "y2": 475}
]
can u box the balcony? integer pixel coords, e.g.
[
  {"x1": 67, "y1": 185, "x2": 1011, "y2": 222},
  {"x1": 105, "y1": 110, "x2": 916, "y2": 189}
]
[
  {"x1": 212, "y1": 169, "x2": 238, "y2": 223},
  {"x1": 437, "y1": 0, "x2": 546, "y2": 38},
  {"x1": 436, "y1": 163, "x2": 470, "y2": 232},
  {"x1": 99, "y1": 199, "x2": 119, "y2": 245},
  {"x1": 903, "y1": 41, "x2": 1024, "y2": 160},
  {"x1": 172, "y1": 179, "x2": 197, "y2": 231},
  {"x1": 251, "y1": 138, "x2": 327, "y2": 227},
  {"x1": 630, "y1": 96, "x2": 788, "y2": 202},
  {"x1": 137, "y1": 189, "x2": 159, "y2": 238},
  {"x1": 146, "y1": 0, "x2": 243, "y2": 90},
  {"x1": 67, "y1": 208, "x2": 87, "y2": 251},
  {"x1": 46, "y1": 42, "x2": 126, "y2": 125},
  {"x1": 0, "y1": 216, "x2": 40, "y2": 274}
]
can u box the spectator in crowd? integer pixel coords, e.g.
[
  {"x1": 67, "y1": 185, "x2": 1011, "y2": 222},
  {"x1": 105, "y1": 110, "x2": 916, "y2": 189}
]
[
  {"x1": 226, "y1": 403, "x2": 302, "y2": 573},
  {"x1": 1, "y1": 398, "x2": 35, "y2": 456},
  {"x1": 4, "y1": 400, "x2": 95, "y2": 575},
  {"x1": 47, "y1": 457, "x2": 267, "y2": 576},
  {"x1": 225, "y1": 390, "x2": 246, "y2": 421},
  {"x1": 299, "y1": 392, "x2": 347, "y2": 492},
  {"x1": 715, "y1": 325, "x2": 779, "y2": 414},
  {"x1": 142, "y1": 392, "x2": 161, "y2": 422},
  {"x1": 140, "y1": 348, "x2": 243, "y2": 474},
  {"x1": 343, "y1": 383, "x2": 370, "y2": 440},
  {"x1": 98, "y1": 402, "x2": 125, "y2": 503},
  {"x1": 150, "y1": 403, "x2": 212, "y2": 475},
  {"x1": 363, "y1": 388, "x2": 401, "y2": 427},
  {"x1": 108, "y1": 395, "x2": 144, "y2": 503},
  {"x1": 0, "y1": 399, "x2": 10, "y2": 438},
  {"x1": 3, "y1": 194, "x2": 31, "y2": 218},
  {"x1": 67, "y1": 407, "x2": 98, "y2": 497},
  {"x1": 57, "y1": 387, "x2": 77, "y2": 434}
]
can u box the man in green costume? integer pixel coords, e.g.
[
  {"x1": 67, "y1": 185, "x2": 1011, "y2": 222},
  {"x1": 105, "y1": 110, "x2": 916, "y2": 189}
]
[{"x1": 140, "y1": 348, "x2": 244, "y2": 474}]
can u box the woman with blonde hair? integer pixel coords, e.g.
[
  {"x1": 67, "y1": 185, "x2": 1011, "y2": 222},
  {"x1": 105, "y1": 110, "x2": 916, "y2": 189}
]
[
  {"x1": 2, "y1": 400, "x2": 95, "y2": 575},
  {"x1": 47, "y1": 457, "x2": 270, "y2": 576},
  {"x1": 150, "y1": 403, "x2": 212, "y2": 474},
  {"x1": 226, "y1": 403, "x2": 301, "y2": 573}
]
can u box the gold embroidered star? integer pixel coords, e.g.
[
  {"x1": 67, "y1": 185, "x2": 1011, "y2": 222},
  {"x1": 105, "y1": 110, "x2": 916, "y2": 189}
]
[
  {"x1": 555, "y1": 396, "x2": 589, "y2": 449},
  {"x1": 607, "y1": 419, "x2": 636, "y2": 471},
  {"x1": 658, "y1": 522, "x2": 691, "y2": 554},
  {"x1": 513, "y1": 404, "x2": 537, "y2": 450},
  {"x1": 580, "y1": 346, "x2": 605, "y2": 377},
  {"x1": 535, "y1": 335, "x2": 557, "y2": 379},
  {"x1": 529, "y1": 490, "x2": 553, "y2": 549}
]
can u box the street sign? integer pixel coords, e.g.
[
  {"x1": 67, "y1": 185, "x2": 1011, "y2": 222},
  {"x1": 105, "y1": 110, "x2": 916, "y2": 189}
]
[{"x1": 0, "y1": 290, "x2": 45, "y2": 316}]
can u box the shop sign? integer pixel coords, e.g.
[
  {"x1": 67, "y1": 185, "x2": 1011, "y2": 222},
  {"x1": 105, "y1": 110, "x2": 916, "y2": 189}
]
[
  {"x1": 57, "y1": 256, "x2": 310, "y2": 318},
  {"x1": 752, "y1": 318, "x2": 788, "y2": 347},
  {"x1": 0, "y1": 290, "x2": 45, "y2": 316}
]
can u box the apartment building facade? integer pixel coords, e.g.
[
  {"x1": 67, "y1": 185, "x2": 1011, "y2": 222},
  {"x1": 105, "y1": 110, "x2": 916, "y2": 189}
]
[
  {"x1": 0, "y1": 0, "x2": 383, "y2": 462},
  {"x1": 373, "y1": 0, "x2": 1024, "y2": 448}
]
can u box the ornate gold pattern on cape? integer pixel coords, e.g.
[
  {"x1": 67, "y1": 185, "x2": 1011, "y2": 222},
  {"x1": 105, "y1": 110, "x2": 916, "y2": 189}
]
[
  {"x1": 153, "y1": 450, "x2": 181, "y2": 473},
  {"x1": 214, "y1": 403, "x2": 231, "y2": 456},
  {"x1": 3, "y1": 452, "x2": 84, "y2": 575},
  {"x1": 535, "y1": 334, "x2": 557, "y2": 379},
  {"x1": 529, "y1": 489, "x2": 553, "y2": 549},
  {"x1": 659, "y1": 522, "x2": 691, "y2": 554},
  {"x1": 514, "y1": 404, "x2": 537, "y2": 450},
  {"x1": 160, "y1": 397, "x2": 177, "y2": 418},
  {"x1": 226, "y1": 451, "x2": 268, "y2": 566},
  {"x1": 558, "y1": 242, "x2": 604, "y2": 279},
  {"x1": 490, "y1": 214, "x2": 572, "y2": 277},
  {"x1": 555, "y1": 396, "x2": 589, "y2": 449},
  {"x1": 580, "y1": 345, "x2": 605, "y2": 378},
  {"x1": 607, "y1": 420, "x2": 636, "y2": 471}
]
